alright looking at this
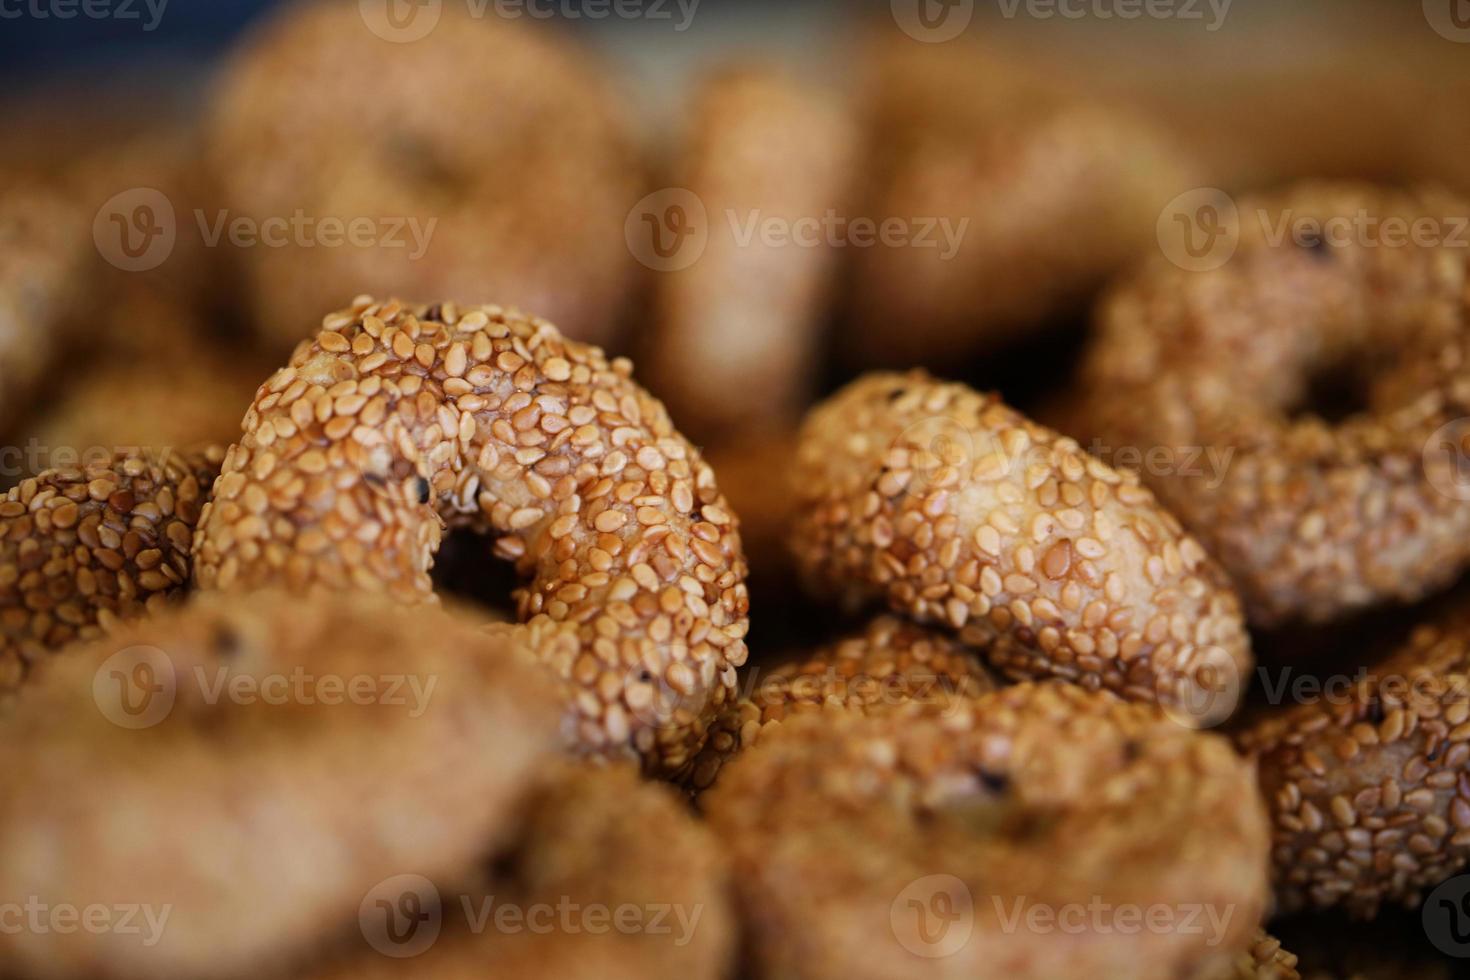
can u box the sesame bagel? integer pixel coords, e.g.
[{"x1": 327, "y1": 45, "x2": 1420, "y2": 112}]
[
  {"x1": 1077, "y1": 184, "x2": 1470, "y2": 627},
  {"x1": 0, "y1": 589, "x2": 563, "y2": 980},
  {"x1": 1237, "y1": 607, "x2": 1470, "y2": 917},
  {"x1": 704, "y1": 681, "x2": 1270, "y2": 980},
  {"x1": 192, "y1": 298, "x2": 751, "y2": 775},
  {"x1": 682, "y1": 615, "x2": 998, "y2": 794},
  {"x1": 207, "y1": 0, "x2": 640, "y2": 349},
  {"x1": 791, "y1": 372, "x2": 1251, "y2": 722},
  {"x1": 848, "y1": 30, "x2": 1199, "y2": 365},
  {"x1": 646, "y1": 66, "x2": 856, "y2": 441},
  {"x1": 0, "y1": 446, "x2": 223, "y2": 694},
  {"x1": 301, "y1": 764, "x2": 734, "y2": 980}
]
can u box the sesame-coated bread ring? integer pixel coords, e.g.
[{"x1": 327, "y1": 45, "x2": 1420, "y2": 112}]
[
  {"x1": 791, "y1": 372, "x2": 1252, "y2": 720},
  {"x1": 207, "y1": 0, "x2": 640, "y2": 349},
  {"x1": 1236, "y1": 608, "x2": 1470, "y2": 917},
  {"x1": 0, "y1": 446, "x2": 224, "y2": 694},
  {"x1": 299, "y1": 764, "x2": 734, "y2": 980},
  {"x1": 848, "y1": 31, "x2": 1199, "y2": 365},
  {"x1": 0, "y1": 589, "x2": 562, "y2": 980},
  {"x1": 704, "y1": 682, "x2": 1270, "y2": 980},
  {"x1": 646, "y1": 66, "x2": 856, "y2": 441},
  {"x1": 192, "y1": 298, "x2": 751, "y2": 775},
  {"x1": 683, "y1": 615, "x2": 997, "y2": 794},
  {"x1": 1077, "y1": 185, "x2": 1470, "y2": 627}
]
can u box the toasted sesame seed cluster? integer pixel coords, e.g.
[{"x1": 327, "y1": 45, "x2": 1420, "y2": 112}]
[
  {"x1": 192, "y1": 298, "x2": 751, "y2": 775},
  {"x1": 704, "y1": 681, "x2": 1270, "y2": 980},
  {"x1": 1076, "y1": 185, "x2": 1470, "y2": 627},
  {"x1": 646, "y1": 67, "x2": 857, "y2": 441},
  {"x1": 1237, "y1": 609, "x2": 1470, "y2": 917},
  {"x1": 0, "y1": 446, "x2": 223, "y2": 693},
  {"x1": 206, "y1": 0, "x2": 640, "y2": 350},
  {"x1": 304, "y1": 763, "x2": 734, "y2": 980},
  {"x1": 0, "y1": 590, "x2": 563, "y2": 979},
  {"x1": 791, "y1": 372, "x2": 1251, "y2": 718},
  {"x1": 1205, "y1": 931, "x2": 1300, "y2": 980},
  {"x1": 682, "y1": 615, "x2": 997, "y2": 794}
]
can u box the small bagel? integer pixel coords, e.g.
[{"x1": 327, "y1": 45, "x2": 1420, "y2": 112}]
[
  {"x1": 0, "y1": 589, "x2": 563, "y2": 980},
  {"x1": 1237, "y1": 607, "x2": 1470, "y2": 916},
  {"x1": 207, "y1": 0, "x2": 640, "y2": 349},
  {"x1": 646, "y1": 66, "x2": 856, "y2": 441},
  {"x1": 683, "y1": 615, "x2": 997, "y2": 794},
  {"x1": 0, "y1": 446, "x2": 223, "y2": 693},
  {"x1": 193, "y1": 298, "x2": 751, "y2": 775},
  {"x1": 704, "y1": 681, "x2": 1270, "y2": 980},
  {"x1": 301, "y1": 764, "x2": 734, "y2": 980},
  {"x1": 849, "y1": 31, "x2": 1198, "y2": 365},
  {"x1": 1077, "y1": 184, "x2": 1470, "y2": 626},
  {"x1": 791, "y1": 372, "x2": 1251, "y2": 719}
]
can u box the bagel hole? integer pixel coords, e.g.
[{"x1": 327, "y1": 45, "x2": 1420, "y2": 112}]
[
  {"x1": 1288, "y1": 357, "x2": 1373, "y2": 425},
  {"x1": 431, "y1": 527, "x2": 520, "y2": 621}
]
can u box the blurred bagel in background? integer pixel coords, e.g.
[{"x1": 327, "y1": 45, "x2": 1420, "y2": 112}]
[{"x1": 206, "y1": 0, "x2": 644, "y2": 352}]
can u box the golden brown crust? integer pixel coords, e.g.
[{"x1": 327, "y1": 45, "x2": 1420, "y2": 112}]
[
  {"x1": 1237, "y1": 609, "x2": 1470, "y2": 916},
  {"x1": 705, "y1": 681, "x2": 1270, "y2": 980},
  {"x1": 0, "y1": 446, "x2": 224, "y2": 693},
  {"x1": 0, "y1": 589, "x2": 563, "y2": 980},
  {"x1": 192, "y1": 298, "x2": 750, "y2": 775},
  {"x1": 299, "y1": 764, "x2": 734, "y2": 980},
  {"x1": 206, "y1": 0, "x2": 641, "y2": 349},
  {"x1": 646, "y1": 66, "x2": 855, "y2": 441},
  {"x1": 682, "y1": 615, "x2": 997, "y2": 794},
  {"x1": 1077, "y1": 184, "x2": 1470, "y2": 627},
  {"x1": 791, "y1": 372, "x2": 1251, "y2": 721}
]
